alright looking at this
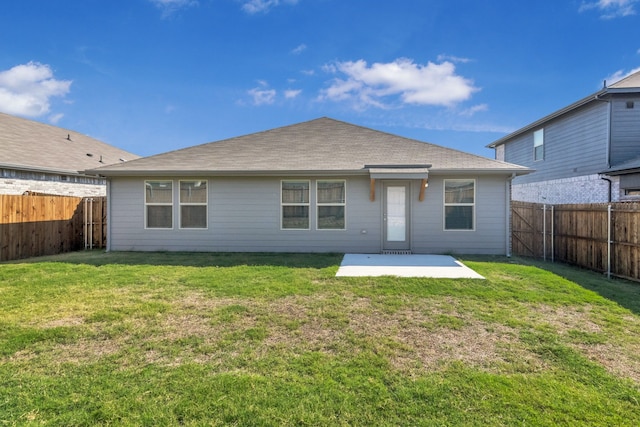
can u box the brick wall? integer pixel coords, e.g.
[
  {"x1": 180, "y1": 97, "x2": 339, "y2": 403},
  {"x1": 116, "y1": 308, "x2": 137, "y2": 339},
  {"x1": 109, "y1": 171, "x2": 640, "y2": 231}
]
[
  {"x1": 0, "y1": 177, "x2": 106, "y2": 197},
  {"x1": 511, "y1": 174, "x2": 620, "y2": 204}
]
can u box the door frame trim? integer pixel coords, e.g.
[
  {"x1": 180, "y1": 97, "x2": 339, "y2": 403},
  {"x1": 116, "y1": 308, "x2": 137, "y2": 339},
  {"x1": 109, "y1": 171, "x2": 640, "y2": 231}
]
[{"x1": 381, "y1": 180, "x2": 411, "y2": 251}]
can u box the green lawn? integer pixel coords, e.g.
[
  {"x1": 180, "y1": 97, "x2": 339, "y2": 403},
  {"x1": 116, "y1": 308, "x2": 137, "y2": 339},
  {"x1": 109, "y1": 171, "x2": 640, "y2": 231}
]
[{"x1": 1, "y1": 251, "x2": 639, "y2": 426}]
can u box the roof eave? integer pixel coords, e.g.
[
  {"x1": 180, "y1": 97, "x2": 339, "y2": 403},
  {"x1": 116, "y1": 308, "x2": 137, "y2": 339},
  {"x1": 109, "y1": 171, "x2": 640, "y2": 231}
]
[
  {"x1": 2, "y1": 162, "x2": 86, "y2": 176},
  {"x1": 428, "y1": 168, "x2": 533, "y2": 176},
  {"x1": 85, "y1": 169, "x2": 374, "y2": 177},
  {"x1": 602, "y1": 167, "x2": 640, "y2": 176},
  {"x1": 90, "y1": 167, "x2": 534, "y2": 177}
]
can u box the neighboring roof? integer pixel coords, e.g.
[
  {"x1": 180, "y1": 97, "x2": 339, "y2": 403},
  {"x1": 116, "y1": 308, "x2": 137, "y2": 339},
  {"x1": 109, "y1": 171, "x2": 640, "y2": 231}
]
[
  {"x1": 601, "y1": 156, "x2": 640, "y2": 176},
  {"x1": 89, "y1": 117, "x2": 531, "y2": 177},
  {"x1": 0, "y1": 112, "x2": 140, "y2": 175},
  {"x1": 488, "y1": 70, "x2": 640, "y2": 148},
  {"x1": 608, "y1": 70, "x2": 640, "y2": 89}
]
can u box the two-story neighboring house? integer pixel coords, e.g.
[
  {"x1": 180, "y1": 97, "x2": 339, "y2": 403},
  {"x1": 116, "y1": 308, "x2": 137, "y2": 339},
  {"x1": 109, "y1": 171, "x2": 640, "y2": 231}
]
[
  {"x1": 488, "y1": 70, "x2": 640, "y2": 204},
  {"x1": 0, "y1": 112, "x2": 139, "y2": 197}
]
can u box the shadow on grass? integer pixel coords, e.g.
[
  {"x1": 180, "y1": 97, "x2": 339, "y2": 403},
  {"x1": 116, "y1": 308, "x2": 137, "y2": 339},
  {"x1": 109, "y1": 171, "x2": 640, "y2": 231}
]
[
  {"x1": 8, "y1": 250, "x2": 344, "y2": 269},
  {"x1": 511, "y1": 256, "x2": 640, "y2": 316}
]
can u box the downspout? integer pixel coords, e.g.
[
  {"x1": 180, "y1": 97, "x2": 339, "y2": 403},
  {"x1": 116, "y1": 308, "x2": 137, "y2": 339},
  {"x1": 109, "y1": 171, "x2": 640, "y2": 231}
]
[
  {"x1": 600, "y1": 175, "x2": 612, "y2": 203},
  {"x1": 105, "y1": 178, "x2": 111, "y2": 252},
  {"x1": 506, "y1": 173, "x2": 516, "y2": 257}
]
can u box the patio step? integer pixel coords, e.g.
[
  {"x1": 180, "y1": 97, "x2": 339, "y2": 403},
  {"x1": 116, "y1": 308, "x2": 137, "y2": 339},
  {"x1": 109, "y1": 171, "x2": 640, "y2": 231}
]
[{"x1": 381, "y1": 250, "x2": 413, "y2": 255}]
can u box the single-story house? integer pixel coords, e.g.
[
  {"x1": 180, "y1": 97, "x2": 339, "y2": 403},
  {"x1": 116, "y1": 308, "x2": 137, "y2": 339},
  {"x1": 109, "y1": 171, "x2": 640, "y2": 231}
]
[
  {"x1": 89, "y1": 118, "x2": 531, "y2": 255},
  {"x1": 0, "y1": 112, "x2": 139, "y2": 196}
]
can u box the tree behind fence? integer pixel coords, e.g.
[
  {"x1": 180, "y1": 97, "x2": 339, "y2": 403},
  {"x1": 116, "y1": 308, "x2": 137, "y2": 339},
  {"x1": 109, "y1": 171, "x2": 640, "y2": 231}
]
[
  {"x1": 511, "y1": 201, "x2": 640, "y2": 282},
  {"x1": 0, "y1": 194, "x2": 107, "y2": 262}
]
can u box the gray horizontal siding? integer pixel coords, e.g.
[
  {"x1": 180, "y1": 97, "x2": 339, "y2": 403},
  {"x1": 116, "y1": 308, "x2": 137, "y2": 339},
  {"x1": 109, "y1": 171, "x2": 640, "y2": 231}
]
[
  {"x1": 610, "y1": 97, "x2": 640, "y2": 166},
  {"x1": 411, "y1": 175, "x2": 507, "y2": 255},
  {"x1": 109, "y1": 176, "x2": 381, "y2": 253},
  {"x1": 504, "y1": 102, "x2": 609, "y2": 185},
  {"x1": 108, "y1": 175, "x2": 510, "y2": 255}
]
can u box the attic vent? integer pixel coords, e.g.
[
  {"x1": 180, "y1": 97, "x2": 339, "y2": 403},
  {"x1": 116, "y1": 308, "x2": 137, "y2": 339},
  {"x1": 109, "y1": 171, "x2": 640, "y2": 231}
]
[
  {"x1": 627, "y1": 101, "x2": 635, "y2": 109},
  {"x1": 86, "y1": 153, "x2": 93, "y2": 157}
]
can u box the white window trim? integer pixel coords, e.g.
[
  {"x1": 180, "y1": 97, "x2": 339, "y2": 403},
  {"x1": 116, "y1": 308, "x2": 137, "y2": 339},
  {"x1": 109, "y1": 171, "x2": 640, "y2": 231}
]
[
  {"x1": 281, "y1": 180, "x2": 311, "y2": 230},
  {"x1": 144, "y1": 180, "x2": 174, "y2": 230},
  {"x1": 316, "y1": 179, "x2": 347, "y2": 231},
  {"x1": 179, "y1": 180, "x2": 208, "y2": 230},
  {"x1": 443, "y1": 179, "x2": 476, "y2": 232},
  {"x1": 533, "y1": 128, "x2": 544, "y2": 161}
]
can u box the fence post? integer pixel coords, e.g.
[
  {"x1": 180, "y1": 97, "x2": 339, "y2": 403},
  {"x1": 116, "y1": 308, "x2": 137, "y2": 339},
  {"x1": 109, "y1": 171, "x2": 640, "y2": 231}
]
[
  {"x1": 551, "y1": 205, "x2": 554, "y2": 263},
  {"x1": 543, "y1": 204, "x2": 547, "y2": 261},
  {"x1": 607, "y1": 204, "x2": 612, "y2": 280}
]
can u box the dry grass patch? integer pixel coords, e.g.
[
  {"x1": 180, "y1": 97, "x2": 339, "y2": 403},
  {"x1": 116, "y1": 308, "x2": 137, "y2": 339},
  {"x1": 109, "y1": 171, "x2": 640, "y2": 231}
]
[{"x1": 7, "y1": 337, "x2": 120, "y2": 366}]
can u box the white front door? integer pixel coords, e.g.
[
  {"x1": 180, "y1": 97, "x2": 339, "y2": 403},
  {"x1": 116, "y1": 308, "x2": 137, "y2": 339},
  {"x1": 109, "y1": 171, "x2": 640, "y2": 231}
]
[{"x1": 383, "y1": 182, "x2": 410, "y2": 251}]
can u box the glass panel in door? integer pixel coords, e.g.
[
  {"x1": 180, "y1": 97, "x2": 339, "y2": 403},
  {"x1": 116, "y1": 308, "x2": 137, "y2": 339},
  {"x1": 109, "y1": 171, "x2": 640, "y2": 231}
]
[{"x1": 386, "y1": 186, "x2": 406, "y2": 241}]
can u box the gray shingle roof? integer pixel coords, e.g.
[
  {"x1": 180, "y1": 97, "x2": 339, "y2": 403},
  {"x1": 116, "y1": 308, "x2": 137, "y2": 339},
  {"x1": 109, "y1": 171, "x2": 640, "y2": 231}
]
[
  {"x1": 90, "y1": 117, "x2": 530, "y2": 176},
  {"x1": 0, "y1": 112, "x2": 140, "y2": 175}
]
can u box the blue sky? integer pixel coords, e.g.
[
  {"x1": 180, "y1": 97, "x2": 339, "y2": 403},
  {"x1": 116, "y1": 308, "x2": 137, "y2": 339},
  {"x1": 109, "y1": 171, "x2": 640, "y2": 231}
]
[{"x1": 1, "y1": 0, "x2": 639, "y2": 158}]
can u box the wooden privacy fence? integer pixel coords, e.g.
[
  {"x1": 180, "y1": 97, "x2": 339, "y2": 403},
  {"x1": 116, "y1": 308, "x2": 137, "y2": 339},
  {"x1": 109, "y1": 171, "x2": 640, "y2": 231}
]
[
  {"x1": 511, "y1": 201, "x2": 640, "y2": 282},
  {"x1": 0, "y1": 194, "x2": 107, "y2": 261}
]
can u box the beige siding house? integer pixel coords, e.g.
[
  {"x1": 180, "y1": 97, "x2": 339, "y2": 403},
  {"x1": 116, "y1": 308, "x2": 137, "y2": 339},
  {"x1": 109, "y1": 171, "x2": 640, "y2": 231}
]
[
  {"x1": 90, "y1": 118, "x2": 530, "y2": 255},
  {"x1": 0, "y1": 112, "x2": 139, "y2": 196}
]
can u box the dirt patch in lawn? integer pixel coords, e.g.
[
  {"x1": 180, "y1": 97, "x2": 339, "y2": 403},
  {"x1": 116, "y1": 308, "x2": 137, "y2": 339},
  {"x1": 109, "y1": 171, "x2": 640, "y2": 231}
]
[{"x1": 8, "y1": 292, "x2": 639, "y2": 382}]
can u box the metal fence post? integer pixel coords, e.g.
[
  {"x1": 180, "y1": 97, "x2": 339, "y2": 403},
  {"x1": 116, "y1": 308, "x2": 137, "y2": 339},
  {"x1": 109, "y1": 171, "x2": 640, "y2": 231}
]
[
  {"x1": 607, "y1": 204, "x2": 612, "y2": 280},
  {"x1": 543, "y1": 204, "x2": 547, "y2": 261},
  {"x1": 551, "y1": 205, "x2": 554, "y2": 262}
]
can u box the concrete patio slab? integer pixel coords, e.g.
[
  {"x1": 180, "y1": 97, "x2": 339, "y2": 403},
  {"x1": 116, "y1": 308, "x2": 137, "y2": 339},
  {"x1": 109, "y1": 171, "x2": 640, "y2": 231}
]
[{"x1": 336, "y1": 254, "x2": 484, "y2": 279}]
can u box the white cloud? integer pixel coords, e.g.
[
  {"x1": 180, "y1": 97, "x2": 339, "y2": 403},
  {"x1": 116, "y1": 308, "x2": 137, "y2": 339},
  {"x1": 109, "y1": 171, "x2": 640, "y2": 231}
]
[
  {"x1": 248, "y1": 84, "x2": 276, "y2": 105},
  {"x1": 436, "y1": 54, "x2": 472, "y2": 64},
  {"x1": 284, "y1": 89, "x2": 302, "y2": 99},
  {"x1": 0, "y1": 62, "x2": 71, "y2": 118},
  {"x1": 149, "y1": 0, "x2": 198, "y2": 17},
  {"x1": 49, "y1": 113, "x2": 64, "y2": 124},
  {"x1": 459, "y1": 104, "x2": 488, "y2": 117},
  {"x1": 241, "y1": 0, "x2": 299, "y2": 14},
  {"x1": 291, "y1": 44, "x2": 307, "y2": 55},
  {"x1": 604, "y1": 66, "x2": 640, "y2": 85},
  {"x1": 579, "y1": 0, "x2": 637, "y2": 19},
  {"x1": 319, "y1": 58, "x2": 478, "y2": 109}
]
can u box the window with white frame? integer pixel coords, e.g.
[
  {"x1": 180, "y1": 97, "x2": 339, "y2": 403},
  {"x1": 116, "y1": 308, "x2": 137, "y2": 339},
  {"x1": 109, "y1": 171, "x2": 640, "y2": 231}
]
[
  {"x1": 317, "y1": 180, "x2": 346, "y2": 230},
  {"x1": 281, "y1": 180, "x2": 310, "y2": 229},
  {"x1": 145, "y1": 180, "x2": 173, "y2": 229},
  {"x1": 533, "y1": 128, "x2": 544, "y2": 161},
  {"x1": 444, "y1": 179, "x2": 475, "y2": 231},
  {"x1": 180, "y1": 180, "x2": 207, "y2": 229}
]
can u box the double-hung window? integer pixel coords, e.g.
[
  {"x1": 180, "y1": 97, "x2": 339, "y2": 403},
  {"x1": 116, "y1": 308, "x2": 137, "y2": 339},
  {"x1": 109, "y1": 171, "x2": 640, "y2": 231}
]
[
  {"x1": 444, "y1": 179, "x2": 475, "y2": 231},
  {"x1": 180, "y1": 180, "x2": 207, "y2": 229},
  {"x1": 145, "y1": 180, "x2": 173, "y2": 229},
  {"x1": 533, "y1": 129, "x2": 544, "y2": 161},
  {"x1": 281, "y1": 180, "x2": 310, "y2": 229},
  {"x1": 317, "y1": 180, "x2": 346, "y2": 230}
]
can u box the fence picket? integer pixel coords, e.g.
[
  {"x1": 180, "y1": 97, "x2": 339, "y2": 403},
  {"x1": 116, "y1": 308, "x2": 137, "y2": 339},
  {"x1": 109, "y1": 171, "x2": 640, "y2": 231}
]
[
  {"x1": 0, "y1": 194, "x2": 107, "y2": 261},
  {"x1": 512, "y1": 201, "x2": 640, "y2": 282}
]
